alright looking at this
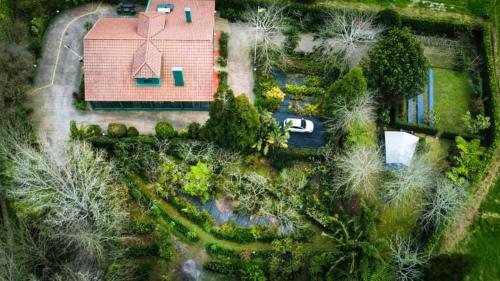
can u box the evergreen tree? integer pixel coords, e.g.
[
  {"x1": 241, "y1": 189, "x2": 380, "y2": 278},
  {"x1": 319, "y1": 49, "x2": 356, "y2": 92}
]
[
  {"x1": 365, "y1": 27, "x2": 428, "y2": 101},
  {"x1": 205, "y1": 90, "x2": 261, "y2": 150}
]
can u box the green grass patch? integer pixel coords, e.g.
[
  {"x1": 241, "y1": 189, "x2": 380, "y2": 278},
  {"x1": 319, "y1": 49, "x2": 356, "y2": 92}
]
[
  {"x1": 458, "y1": 179, "x2": 500, "y2": 280},
  {"x1": 433, "y1": 68, "x2": 472, "y2": 134},
  {"x1": 322, "y1": 0, "x2": 493, "y2": 16}
]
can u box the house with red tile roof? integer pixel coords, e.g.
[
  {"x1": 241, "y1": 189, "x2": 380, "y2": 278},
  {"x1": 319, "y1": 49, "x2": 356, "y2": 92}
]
[{"x1": 83, "y1": 0, "x2": 216, "y2": 110}]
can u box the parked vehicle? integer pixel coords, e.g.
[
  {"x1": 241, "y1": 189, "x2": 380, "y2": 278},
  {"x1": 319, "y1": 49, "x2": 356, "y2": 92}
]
[
  {"x1": 117, "y1": 2, "x2": 136, "y2": 15},
  {"x1": 284, "y1": 118, "x2": 314, "y2": 133}
]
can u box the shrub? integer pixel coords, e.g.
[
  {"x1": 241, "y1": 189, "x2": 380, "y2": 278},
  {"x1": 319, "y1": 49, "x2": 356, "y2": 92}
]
[
  {"x1": 322, "y1": 67, "x2": 367, "y2": 117},
  {"x1": 220, "y1": 32, "x2": 229, "y2": 59},
  {"x1": 107, "y1": 123, "x2": 128, "y2": 138},
  {"x1": 423, "y1": 254, "x2": 474, "y2": 281},
  {"x1": 126, "y1": 241, "x2": 159, "y2": 257},
  {"x1": 187, "y1": 230, "x2": 199, "y2": 241},
  {"x1": 127, "y1": 126, "x2": 140, "y2": 137},
  {"x1": 217, "y1": 57, "x2": 228, "y2": 67},
  {"x1": 127, "y1": 218, "x2": 155, "y2": 235},
  {"x1": 376, "y1": 9, "x2": 402, "y2": 28},
  {"x1": 84, "y1": 21, "x2": 93, "y2": 31},
  {"x1": 284, "y1": 25, "x2": 300, "y2": 54},
  {"x1": 263, "y1": 86, "x2": 286, "y2": 111},
  {"x1": 155, "y1": 121, "x2": 176, "y2": 139},
  {"x1": 305, "y1": 76, "x2": 322, "y2": 88},
  {"x1": 284, "y1": 84, "x2": 325, "y2": 99},
  {"x1": 70, "y1": 121, "x2": 102, "y2": 140},
  {"x1": 183, "y1": 162, "x2": 213, "y2": 203},
  {"x1": 203, "y1": 260, "x2": 240, "y2": 275},
  {"x1": 187, "y1": 122, "x2": 202, "y2": 139},
  {"x1": 74, "y1": 100, "x2": 87, "y2": 110},
  {"x1": 177, "y1": 129, "x2": 189, "y2": 138}
]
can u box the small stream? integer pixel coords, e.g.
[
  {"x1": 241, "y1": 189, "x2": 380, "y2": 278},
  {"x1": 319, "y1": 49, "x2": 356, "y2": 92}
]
[{"x1": 184, "y1": 195, "x2": 271, "y2": 227}]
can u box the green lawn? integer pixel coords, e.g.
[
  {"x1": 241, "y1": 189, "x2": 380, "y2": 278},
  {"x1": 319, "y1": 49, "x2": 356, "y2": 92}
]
[
  {"x1": 322, "y1": 0, "x2": 493, "y2": 16},
  {"x1": 433, "y1": 68, "x2": 472, "y2": 134},
  {"x1": 457, "y1": 179, "x2": 500, "y2": 281}
]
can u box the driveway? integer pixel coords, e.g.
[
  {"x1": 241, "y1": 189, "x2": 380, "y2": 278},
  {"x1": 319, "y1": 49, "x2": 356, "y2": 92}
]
[
  {"x1": 273, "y1": 98, "x2": 326, "y2": 148},
  {"x1": 29, "y1": 3, "x2": 209, "y2": 148},
  {"x1": 215, "y1": 18, "x2": 321, "y2": 104}
]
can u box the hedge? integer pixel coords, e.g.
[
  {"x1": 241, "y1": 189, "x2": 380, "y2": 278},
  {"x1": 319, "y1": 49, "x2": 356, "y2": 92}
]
[
  {"x1": 123, "y1": 177, "x2": 200, "y2": 242},
  {"x1": 206, "y1": 243, "x2": 273, "y2": 259},
  {"x1": 391, "y1": 120, "x2": 480, "y2": 142},
  {"x1": 268, "y1": 147, "x2": 319, "y2": 169},
  {"x1": 203, "y1": 260, "x2": 241, "y2": 275}
]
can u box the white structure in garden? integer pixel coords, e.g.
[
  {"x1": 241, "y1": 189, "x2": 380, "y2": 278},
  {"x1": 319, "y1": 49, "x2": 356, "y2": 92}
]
[{"x1": 384, "y1": 131, "x2": 420, "y2": 167}]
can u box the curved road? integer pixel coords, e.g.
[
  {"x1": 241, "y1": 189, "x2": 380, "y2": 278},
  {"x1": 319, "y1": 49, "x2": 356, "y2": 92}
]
[{"x1": 29, "y1": 3, "x2": 208, "y2": 149}]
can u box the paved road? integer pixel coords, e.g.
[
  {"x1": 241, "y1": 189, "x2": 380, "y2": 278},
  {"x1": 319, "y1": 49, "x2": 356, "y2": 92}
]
[{"x1": 29, "y1": 3, "x2": 208, "y2": 149}]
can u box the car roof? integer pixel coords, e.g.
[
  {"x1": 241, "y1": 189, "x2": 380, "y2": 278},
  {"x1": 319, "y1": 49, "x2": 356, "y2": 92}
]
[{"x1": 286, "y1": 118, "x2": 303, "y2": 127}]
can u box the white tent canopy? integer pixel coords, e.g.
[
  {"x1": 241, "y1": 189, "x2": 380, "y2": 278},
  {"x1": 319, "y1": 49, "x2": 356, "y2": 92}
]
[{"x1": 384, "y1": 131, "x2": 419, "y2": 167}]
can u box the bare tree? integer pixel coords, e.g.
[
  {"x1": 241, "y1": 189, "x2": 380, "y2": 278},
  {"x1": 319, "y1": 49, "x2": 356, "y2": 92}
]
[
  {"x1": 245, "y1": 2, "x2": 287, "y2": 74},
  {"x1": 384, "y1": 154, "x2": 435, "y2": 207},
  {"x1": 7, "y1": 141, "x2": 127, "y2": 261},
  {"x1": 261, "y1": 199, "x2": 304, "y2": 233},
  {"x1": 238, "y1": 172, "x2": 268, "y2": 214},
  {"x1": 335, "y1": 145, "x2": 383, "y2": 199},
  {"x1": 421, "y1": 178, "x2": 466, "y2": 229},
  {"x1": 390, "y1": 234, "x2": 428, "y2": 281},
  {"x1": 326, "y1": 92, "x2": 377, "y2": 134},
  {"x1": 316, "y1": 10, "x2": 385, "y2": 71}
]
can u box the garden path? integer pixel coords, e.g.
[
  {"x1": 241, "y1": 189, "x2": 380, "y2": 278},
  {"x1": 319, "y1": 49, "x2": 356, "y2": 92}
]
[
  {"x1": 136, "y1": 177, "x2": 337, "y2": 252},
  {"x1": 29, "y1": 3, "x2": 208, "y2": 151}
]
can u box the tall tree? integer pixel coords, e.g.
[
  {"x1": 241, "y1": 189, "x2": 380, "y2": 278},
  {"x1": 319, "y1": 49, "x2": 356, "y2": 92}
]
[
  {"x1": 365, "y1": 27, "x2": 428, "y2": 100},
  {"x1": 205, "y1": 90, "x2": 261, "y2": 150},
  {"x1": 245, "y1": 3, "x2": 287, "y2": 74},
  {"x1": 0, "y1": 43, "x2": 35, "y2": 114},
  {"x1": 316, "y1": 10, "x2": 385, "y2": 72}
]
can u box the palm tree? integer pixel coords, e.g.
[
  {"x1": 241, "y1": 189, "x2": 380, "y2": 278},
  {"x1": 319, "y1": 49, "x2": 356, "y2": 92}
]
[{"x1": 253, "y1": 112, "x2": 290, "y2": 155}]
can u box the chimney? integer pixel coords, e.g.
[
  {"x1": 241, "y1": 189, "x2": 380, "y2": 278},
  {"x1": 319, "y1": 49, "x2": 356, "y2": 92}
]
[{"x1": 185, "y1": 7, "x2": 192, "y2": 23}]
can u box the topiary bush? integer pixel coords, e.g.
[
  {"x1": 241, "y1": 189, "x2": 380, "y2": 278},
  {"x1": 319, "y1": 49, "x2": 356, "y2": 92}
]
[
  {"x1": 187, "y1": 122, "x2": 202, "y2": 139},
  {"x1": 155, "y1": 121, "x2": 176, "y2": 139},
  {"x1": 107, "y1": 123, "x2": 128, "y2": 138},
  {"x1": 376, "y1": 8, "x2": 402, "y2": 28},
  {"x1": 127, "y1": 126, "x2": 140, "y2": 137}
]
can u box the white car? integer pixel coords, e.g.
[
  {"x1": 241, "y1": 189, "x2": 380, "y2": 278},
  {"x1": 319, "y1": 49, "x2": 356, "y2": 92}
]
[{"x1": 284, "y1": 118, "x2": 314, "y2": 133}]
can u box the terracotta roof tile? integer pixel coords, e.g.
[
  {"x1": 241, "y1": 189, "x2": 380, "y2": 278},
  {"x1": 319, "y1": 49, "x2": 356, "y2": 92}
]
[
  {"x1": 137, "y1": 12, "x2": 166, "y2": 38},
  {"x1": 84, "y1": 0, "x2": 216, "y2": 103},
  {"x1": 84, "y1": 39, "x2": 214, "y2": 102},
  {"x1": 132, "y1": 41, "x2": 162, "y2": 78}
]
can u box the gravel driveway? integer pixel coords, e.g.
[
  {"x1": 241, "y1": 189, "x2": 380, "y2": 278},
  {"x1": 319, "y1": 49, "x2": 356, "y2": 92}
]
[
  {"x1": 215, "y1": 18, "x2": 320, "y2": 103},
  {"x1": 29, "y1": 3, "x2": 208, "y2": 149}
]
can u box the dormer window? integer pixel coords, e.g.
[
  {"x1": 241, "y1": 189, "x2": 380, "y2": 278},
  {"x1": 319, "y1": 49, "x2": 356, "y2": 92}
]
[{"x1": 136, "y1": 77, "x2": 161, "y2": 87}]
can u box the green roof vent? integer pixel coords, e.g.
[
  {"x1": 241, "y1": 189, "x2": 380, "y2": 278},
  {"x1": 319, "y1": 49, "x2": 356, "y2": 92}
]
[
  {"x1": 185, "y1": 7, "x2": 192, "y2": 23},
  {"x1": 172, "y1": 67, "x2": 184, "y2": 86}
]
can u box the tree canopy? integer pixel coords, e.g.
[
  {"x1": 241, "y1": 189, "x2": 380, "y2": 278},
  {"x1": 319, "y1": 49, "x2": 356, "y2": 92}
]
[
  {"x1": 365, "y1": 27, "x2": 428, "y2": 100},
  {"x1": 0, "y1": 43, "x2": 34, "y2": 114},
  {"x1": 322, "y1": 67, "x2": 367, "y2": 117},
  {"x1": 205, "y1": 90, "x2": 261, "y2": 150}
]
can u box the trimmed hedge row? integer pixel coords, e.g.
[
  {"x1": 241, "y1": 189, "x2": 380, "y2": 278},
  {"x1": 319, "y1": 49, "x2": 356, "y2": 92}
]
[
  {"x1": 392, "y1": 120, "x2": 480, "y2": 142},
  {"x1": 206, "y1": 243, "x2": 273, "y2": 259},
  {"x1": 268, "y1": 147, "x2": 320, "y2": 169},
  {"x1": 203, "y1": 259, "x2": 268, "y2": 276}
]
